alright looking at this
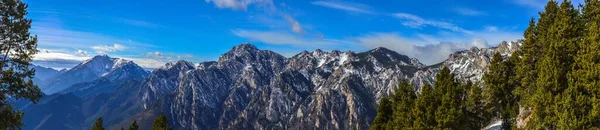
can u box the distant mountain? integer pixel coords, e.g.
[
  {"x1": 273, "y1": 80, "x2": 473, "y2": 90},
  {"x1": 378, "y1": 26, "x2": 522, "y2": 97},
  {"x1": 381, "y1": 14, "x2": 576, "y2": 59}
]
[
  {"x1": 21, "y1": 41, "x2": 522, "y2": 130},
  {"x1": 59, "y1": 59, "x2": 149, "y2": 98},
  {"x1": 40, "y1": 55, "x2": 147, "y2": 94},
  {"x1": 29, "y1": 65, "x2": 63, "y2": 86},
  {"x1": 21, "y1": 93, "x2": 85, "y2": 130},
  {"x1": 20, "y1": 55, "x2": 149, "y2": 130},
  {"x1": 30, "y1": 65, "x2": 61, "y2": 81}
]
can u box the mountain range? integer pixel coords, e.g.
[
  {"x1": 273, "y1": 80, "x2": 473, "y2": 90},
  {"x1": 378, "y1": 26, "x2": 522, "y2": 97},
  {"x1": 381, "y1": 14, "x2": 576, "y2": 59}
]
[{"x1": 17, "y1": 41, "x2": 521, "y2": 130}]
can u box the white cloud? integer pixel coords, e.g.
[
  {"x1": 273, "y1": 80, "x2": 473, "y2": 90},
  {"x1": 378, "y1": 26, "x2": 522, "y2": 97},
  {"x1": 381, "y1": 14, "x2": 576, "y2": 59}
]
[
  {"x1": 140, "y1": 51, "x2": 201, "y2": 69},
  {"x1": 204, "y1": 0, "x2": 273, "y2": 11},
  {"x1": 76, "y1": 50, "x2": 89, "y2": 56},
  {"x1": 454, "y1": 8, "x2": 487, "y2": 16},
  {"x1": 119, "y1": 18, "x2": 162, "y2": 28},
  {"x1": 33, "y1": 49, "x2": 91, "y2": 69},
  {"x1": 311, "y1": 1, "x2": 374, "y2": 14},
  {"x1": 394, "y1": 13, "x2": 474, "y2": 34},
  {"x1": 33, "y1": 49, "x2": 176, "y2": 69},
  {"x1": 146, "y1": 51, "x2": 165, "y2": 59},
  {"x1": 32, "y1": 21, "x2": 157, "y2": 50},
  {"x1": 91, "y1": 44, "x2": 127, "y2": 54},
  {"x1": 205, "y1": 0, "x2": 305, "y2": 34},
  {"x1": 284, "y1": 15, "x2": 305, "y2": 34},
  {"x1": 485, "y1": 26, "x2": 499, "y2": 32},
  {"x1": 356, "y1": 33, "x2": 495, "y2": 64},
  {"x1": 123, "y1": 57, "x2": 167, "y2": 69}
]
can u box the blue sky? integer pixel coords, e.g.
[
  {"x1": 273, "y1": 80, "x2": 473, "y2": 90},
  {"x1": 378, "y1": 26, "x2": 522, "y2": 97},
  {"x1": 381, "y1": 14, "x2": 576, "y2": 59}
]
[{"x1": 24, "y1": 0, "x2": 583, "y2": 69}]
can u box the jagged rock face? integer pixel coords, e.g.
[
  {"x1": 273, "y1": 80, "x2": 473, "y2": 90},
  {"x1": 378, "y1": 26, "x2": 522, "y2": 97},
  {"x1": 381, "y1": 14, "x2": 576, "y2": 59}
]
[
  {"x1": 413, "y1": 40, "x2": 522, "y2": 84},
  {"x1": 20, "y1": 41, "x2": 524, "y2": 130},
  {"x1": 129, "y1": 41, "x2": 521, "y2": 130},
  {"x1": 138, "y1": 44, "x2": 429, "y2": 130},
  {"x1": 141, "y1": 60, "x2": 197, "y2": 108}
]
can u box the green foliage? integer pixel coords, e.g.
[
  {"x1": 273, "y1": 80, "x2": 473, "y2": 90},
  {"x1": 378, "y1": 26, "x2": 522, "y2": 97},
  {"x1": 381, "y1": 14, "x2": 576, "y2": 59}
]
[
  {"x1": 510, "y1": 0, "x2": 600, "y2": 129},
  {"x1": 370, "y1": 97, "x2": 393, "y2": 130},
  {"x1": 483, "y1": 52, "x2": 519, "y2": 129},
  {"x1": 152, "y1": 113, "x2": 171, "y2": 130},
  {"x1": 412, "y1": 83, "x2": 437, "y2": 129},
  {"x1": 92, "y1": 117, "x2": 105, "y2": 130},
  {"x1": 371, "y1": 67, "x2": 492, "y2": 129},
  {"x1": 129, "y1": 120, "x2": 139, "y2": 130},
  {"x1": 371, "y1": 0, "x2": 600, "y2": 129},
  {"x1": 0, "y1": 0, "x2": 41, "y2": 129},
  {"x1": 391, "y1": 79, "x2": 416, "y2": 129},
  {"x1": 434, "y1": 67, "x2": 467, "y2": 129},
  {"x1": 465, "y1": 81, "x2": 493, "y2": 129}
]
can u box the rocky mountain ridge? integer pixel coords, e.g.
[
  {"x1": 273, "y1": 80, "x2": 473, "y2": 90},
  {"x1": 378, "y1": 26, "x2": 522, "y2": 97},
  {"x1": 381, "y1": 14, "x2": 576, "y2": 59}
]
[
  {"x1": 21, "y1": 41, "x2": 521, "y2": 130},
  {"x1": 131, "y1": 41, "x2": 521, "y2": 129},
  {"x1": 40, "y1": 55, "x2": 148, "y2": 94}
]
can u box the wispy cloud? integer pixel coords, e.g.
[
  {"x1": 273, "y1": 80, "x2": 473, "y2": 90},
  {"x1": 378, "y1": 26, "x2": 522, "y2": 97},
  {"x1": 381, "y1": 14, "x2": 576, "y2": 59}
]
[
  {"x1": 283, "y1": 15, "x2": 305, "y2": 34},
  {"x1": 33, "y1": 49, "x2": 92, "y2": 69},
  {"x1": 205, "y1": 0, "x2": 306, "y2": 35},
  {"x1": 454, "y1": 7, "x2": 487, "y2": 16},
  {"x1": 140, "y1": 51, "x2": 200, "y2": 68},
  {"x1": 393, "y1": 13, "x2": 474, "y2": 34},
  {"x1": 33, "y1": 49, "x2": 196, "y2": 69},
  {"x1": 146, "y1": 52, "x2": 164, "y2": 59},
  {"x1": 513, "y1": 0, "x2": 585, "y2": 10},
  {"x1": 91, "y1": 44, "x2": 127, "y2": 54},
  {"x1": 485, "y1": 26, "x2": 499, "y2": 32},
  {"x1": 204, "y1": 0, "x2": 273, "y2": 11},
  {"x1": 311, "y1": 1, "x2": 374, "y2": 14},
  {"x1": 119, "y1": 18, "x2": 162, "y2": 28},
  {"x1": 76, "y1": 50, "x2": 89, "y2": 57},
  {"x1": 32, "y1": 21, "x2": 157, "y2": 50}
]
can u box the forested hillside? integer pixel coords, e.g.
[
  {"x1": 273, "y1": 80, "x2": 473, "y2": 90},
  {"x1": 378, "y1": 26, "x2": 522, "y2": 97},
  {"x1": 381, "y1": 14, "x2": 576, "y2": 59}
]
[{"x1": 372, "y1": 0, "x2": 600, "y2": 129}]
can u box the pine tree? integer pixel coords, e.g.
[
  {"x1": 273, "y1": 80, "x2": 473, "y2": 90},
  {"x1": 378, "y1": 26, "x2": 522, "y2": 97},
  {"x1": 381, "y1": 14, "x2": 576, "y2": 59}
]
[
  {"x1": 371, "y1": 97, "x2": 393, "y2": 130},
  {"x1": 568, "y1": 0, "x2": 600, "y2": 128},
  {"x1": 390, "y1": 79, "x2": 416, "y2": 129},
  {"x1": 0, "y1": 0, "x2": 41, "y2": 129},
  {"x1": 92, "y1": 117, "x2": 105, "y2": 130},
  {"x1": 516, "y1": 18, "x2": 539, "y2": 106},
  {"x1": 412, "y1": 83, "x2": 437, "y2": 129},
  {"x1": 433, "y1": 66, "x2": 465, "y2": 129},
  {"x1": 465, "y1": 81, "x2": 492, "y2": 129},
  {"x1": 120, "y1": 126, "x2": 124, "y2": 130},
  {"x1": 152, "y1": 113, "x2": 171, "y2": 130},
  {"x1": 528, "y1": 0, "x2": 583, "y2": 129},
  {"x1": 526, "y1": 1, "x2": 560, "y2": 129},
  {"x1": 129, "y1": 120, "x2": 139, "y2": 130},
  {"x1": 483, "y1": 52, "x2": 519, "y2": 129}
]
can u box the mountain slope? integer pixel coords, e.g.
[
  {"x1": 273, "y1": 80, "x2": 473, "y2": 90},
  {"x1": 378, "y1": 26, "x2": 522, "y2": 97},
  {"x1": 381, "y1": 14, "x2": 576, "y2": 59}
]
[
  {"x1": 30, "y1": 65, "x2": 62, "y2": 84},
  {"x1": 413, "y1": 40, "x2": 522, "y2": 85},
  {"x1": 128, "y1": 43, "x2": 430, "y2": 130},
  {"x1": 23, "y1": 41, "x2": 522, "y2": 130},
  {"x1": 41, "y1": 55, "x2": 145, "y2": 94},
  {"x1": 59, "y1": 59, "x2": 149, "y2": 98}
]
